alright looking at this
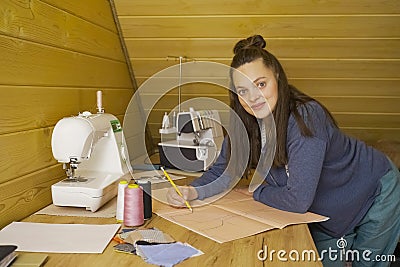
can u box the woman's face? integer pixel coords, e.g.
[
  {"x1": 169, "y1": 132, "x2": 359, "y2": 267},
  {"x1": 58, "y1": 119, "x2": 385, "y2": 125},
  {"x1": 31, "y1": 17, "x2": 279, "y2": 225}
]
[{"x1": 232, "y1": 58, "x2": 278, "y2": 119}]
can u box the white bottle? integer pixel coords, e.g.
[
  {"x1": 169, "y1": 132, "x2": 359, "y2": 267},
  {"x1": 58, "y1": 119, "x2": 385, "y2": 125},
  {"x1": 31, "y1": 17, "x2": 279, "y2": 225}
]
[{"x1": 162, "y1": 112, "x2": 170, "y2": 129}]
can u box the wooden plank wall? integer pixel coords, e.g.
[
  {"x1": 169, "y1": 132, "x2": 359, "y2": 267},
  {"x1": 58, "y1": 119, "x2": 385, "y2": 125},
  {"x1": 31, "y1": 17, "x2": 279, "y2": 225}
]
[
  {"x1": 0, "y1": 0, "x2": 134, "y2": 228},
  {"x1": 113, "y1": 0, "x2": 400, "y2": 145}
]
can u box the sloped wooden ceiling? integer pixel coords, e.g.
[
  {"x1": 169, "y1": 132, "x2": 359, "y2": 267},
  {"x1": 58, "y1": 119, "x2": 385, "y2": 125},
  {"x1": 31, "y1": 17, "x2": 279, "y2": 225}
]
[{"x1": 112, "y1": 0, "x2": 400, "y2": 144}]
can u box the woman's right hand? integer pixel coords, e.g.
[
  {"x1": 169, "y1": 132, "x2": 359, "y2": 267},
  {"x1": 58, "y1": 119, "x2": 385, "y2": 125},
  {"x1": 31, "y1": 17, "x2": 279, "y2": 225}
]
[{"x1": 166, "y1": 185, "x2": 198, "y2": 208}]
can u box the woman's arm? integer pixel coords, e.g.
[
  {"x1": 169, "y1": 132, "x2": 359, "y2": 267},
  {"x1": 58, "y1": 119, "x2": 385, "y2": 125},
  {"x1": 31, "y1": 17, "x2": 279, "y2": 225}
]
[
  {"x1": 189, "y1": 137, "x2": 233, "y2": 199},
  {"x1": 254, "y1": 135, "x2": 326, "y2": 213}
]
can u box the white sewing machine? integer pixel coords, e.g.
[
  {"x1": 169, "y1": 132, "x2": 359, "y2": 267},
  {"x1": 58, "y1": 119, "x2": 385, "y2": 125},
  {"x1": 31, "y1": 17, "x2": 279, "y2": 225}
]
[
  {"x1": 158, "y1": 108, "x2": 224, "y2": 172},
  {"x1": 51, "y1": 92, "x2": 130, "y2": 211}
]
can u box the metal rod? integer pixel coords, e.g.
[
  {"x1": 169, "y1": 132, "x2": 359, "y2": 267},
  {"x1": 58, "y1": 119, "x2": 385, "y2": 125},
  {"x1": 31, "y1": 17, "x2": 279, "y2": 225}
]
[
  {"x1": 166, "y1": 56, "x2": 195, "y2": 114},
  {"x1": 179, "y1": 56, "x2": 182, "y2": 113}
]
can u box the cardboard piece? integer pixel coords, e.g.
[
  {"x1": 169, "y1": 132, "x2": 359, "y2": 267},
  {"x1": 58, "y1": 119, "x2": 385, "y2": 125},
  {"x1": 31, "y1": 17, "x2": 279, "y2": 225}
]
[{"x1": 153, "y1": 190, "x2": 328, "y2": 243}]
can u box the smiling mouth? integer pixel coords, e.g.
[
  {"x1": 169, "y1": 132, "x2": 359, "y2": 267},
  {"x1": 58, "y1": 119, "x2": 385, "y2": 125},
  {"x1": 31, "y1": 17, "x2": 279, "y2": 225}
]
[{"x1": 251, "y1": 102, "x2": 266, "y2": 110}]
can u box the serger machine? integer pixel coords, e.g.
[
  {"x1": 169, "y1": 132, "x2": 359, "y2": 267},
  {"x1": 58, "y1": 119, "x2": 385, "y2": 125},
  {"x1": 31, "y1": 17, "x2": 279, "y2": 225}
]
[
  {"x1": 51, "y1": 91, "x2": 129, "y2": 211},
  {"x1": 158, "y1": 108, "x2": 224, "y2": 172}
]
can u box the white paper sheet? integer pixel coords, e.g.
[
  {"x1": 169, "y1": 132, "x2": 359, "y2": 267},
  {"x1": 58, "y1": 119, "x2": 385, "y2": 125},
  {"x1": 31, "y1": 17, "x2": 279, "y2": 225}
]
[{"x1": 0, "y1": 222, "x2": 120, "y2": 253}]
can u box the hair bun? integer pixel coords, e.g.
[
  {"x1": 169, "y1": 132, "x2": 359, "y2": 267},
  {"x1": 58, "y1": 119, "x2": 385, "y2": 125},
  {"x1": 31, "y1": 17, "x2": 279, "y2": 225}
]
[{"x1": 233, "y1": 35, "x2": 266, "y2": 55}]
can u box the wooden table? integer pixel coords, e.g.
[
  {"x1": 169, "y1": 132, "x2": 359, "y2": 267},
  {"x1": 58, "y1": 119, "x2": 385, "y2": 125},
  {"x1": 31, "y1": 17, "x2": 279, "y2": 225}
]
[{"x1": 21, "y1": 212, "x2": 322, "y2": 266}]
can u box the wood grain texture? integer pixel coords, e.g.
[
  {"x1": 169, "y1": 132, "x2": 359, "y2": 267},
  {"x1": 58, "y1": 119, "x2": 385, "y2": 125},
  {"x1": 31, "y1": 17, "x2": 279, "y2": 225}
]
[
  {"x1": 114, "y1": 0, "x2": 400, "y2": 15},
  {"x1": 290, "y1": 79, "x2": 400, "y2": 97},
  {"x1": 0, "y1": 0, "x2": 124, "y2": 61},
  {"x1": 0, "y1": 87, "x2": 133, "y2": 135},
  {"x1": 41, "y1": 0, "x2": 117, "y2": 32},
  {"x1": 0, "y1": 127, "x2": 55, "y2": 184},
  {"x1": 0, "y1": 35, "x2": 132, "y2": 88},
  {"x1": 118, "y1": 16, "x2": 399, "y2": 38},
  {"x1": 126, "y1": 38, "x2": 400, "y2": 59},
  {"x1": 0, "y1": 165, "x2": 64, "y2": 228},
  {"x1": 343, "y1": 128, "x2": 400, "y2": 142},
  {"x1": 130, "y1": 59, "x2": 400, "y2": 79},
  {"x1": 334, "y1": 113, "x2": 400, "y2": 128}
]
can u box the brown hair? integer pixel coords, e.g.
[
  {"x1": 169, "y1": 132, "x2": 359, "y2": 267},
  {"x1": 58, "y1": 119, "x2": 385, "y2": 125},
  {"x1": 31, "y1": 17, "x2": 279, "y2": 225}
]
[{"x1": 227, "y1": 35, "x2": 337, "y2": 176}]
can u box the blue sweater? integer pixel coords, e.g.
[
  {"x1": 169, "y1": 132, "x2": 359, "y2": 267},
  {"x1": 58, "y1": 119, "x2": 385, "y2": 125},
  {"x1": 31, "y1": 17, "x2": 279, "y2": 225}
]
[{"x1": 191, "y1": 101, "x2": 391, "y2": 237}]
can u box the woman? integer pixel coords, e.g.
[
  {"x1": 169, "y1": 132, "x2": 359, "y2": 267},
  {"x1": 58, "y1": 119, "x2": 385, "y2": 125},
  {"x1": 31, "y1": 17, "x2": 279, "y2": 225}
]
[{"x1": 166, "y1": 35, "x2": 400, "y2": 266}]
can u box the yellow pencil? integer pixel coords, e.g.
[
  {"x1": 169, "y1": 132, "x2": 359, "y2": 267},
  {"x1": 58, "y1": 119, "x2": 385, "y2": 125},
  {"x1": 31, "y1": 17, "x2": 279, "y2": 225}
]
[{"x1": 161, "y1": 167, "x2": 193, "y2": 212}]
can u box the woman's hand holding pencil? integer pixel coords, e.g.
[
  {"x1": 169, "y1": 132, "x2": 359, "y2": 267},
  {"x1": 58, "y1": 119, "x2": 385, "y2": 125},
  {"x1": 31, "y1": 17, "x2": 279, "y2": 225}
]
[{"x1": 162, "y1": 167, "x2": 198, "y2": 211}]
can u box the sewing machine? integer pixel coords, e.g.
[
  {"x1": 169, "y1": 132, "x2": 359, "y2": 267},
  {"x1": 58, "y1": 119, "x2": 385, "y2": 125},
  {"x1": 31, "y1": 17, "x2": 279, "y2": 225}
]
[
  {"x1": 158, "y1": 108, "x2": 224, "y2": 172},
  {"x1": 51, "y1": 93, "x2": 130, "y2": 211}
]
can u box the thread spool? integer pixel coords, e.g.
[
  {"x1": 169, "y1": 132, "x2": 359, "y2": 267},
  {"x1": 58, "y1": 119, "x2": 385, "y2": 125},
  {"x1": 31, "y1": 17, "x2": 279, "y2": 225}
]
[
  {"x1": 124, "y1": 184, "x2": 144, "y2": 227},
  {"x1": 137, "y1": 180, "x2": 152, "y2": 220},
  {"x1": 116, "y1": 180, "x2": 128, "y2": 222}
]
